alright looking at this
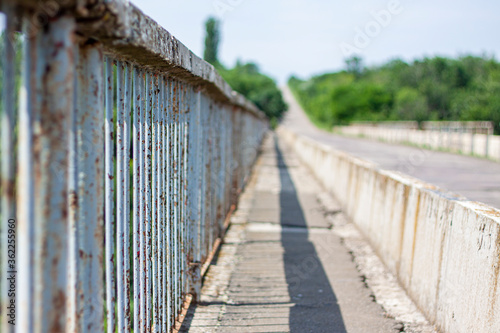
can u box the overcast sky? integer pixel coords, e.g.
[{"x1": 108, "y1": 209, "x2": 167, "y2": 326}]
[{"x1": 135, "y1": 0, "x2": 500, "y2": 83}]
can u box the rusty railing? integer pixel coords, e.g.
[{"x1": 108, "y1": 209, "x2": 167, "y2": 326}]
[{"x1": 0, "y1": 1, "x2": 268, "y2": 332}]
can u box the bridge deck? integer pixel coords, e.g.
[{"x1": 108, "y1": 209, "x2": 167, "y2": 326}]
[
  {"x1": 281, "y1": 86, "x2": 500, "y2": 208},
  {"x1": 180, "y1": 135, "x2": 417, "y2": 333}
]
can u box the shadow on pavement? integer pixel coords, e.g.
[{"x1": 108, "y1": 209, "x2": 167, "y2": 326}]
[{"x1": 275, "y1": 137, "x2": 347, "y2": 333}]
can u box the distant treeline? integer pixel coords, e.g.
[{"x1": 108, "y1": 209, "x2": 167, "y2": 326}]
[
  {"x1": 288, "y1": 56, "x2": 500, "y2": 134},
  {"x1": 218, "y1": 62, "x2": 287, "y2": 122}
]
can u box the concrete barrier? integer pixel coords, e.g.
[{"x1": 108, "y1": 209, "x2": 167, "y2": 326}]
[
  {"x1": 278, "y1": 126, "x2": 500, "y2": 333},
  {"x1": 338, "y1": 125, "x2": 500, "y2": 162}
]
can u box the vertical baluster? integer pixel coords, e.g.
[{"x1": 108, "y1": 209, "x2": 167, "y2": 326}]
[
  {"x1": 151, "y1": 73, "x2": 159, "y2": 332},
  {"x1": 186, "y1": 86, "x2": 196, "y2": 298},
  {"x1": 158, "y1": 75, "x2": 166, "y2": 331},
  {"x1": 116, "y1": 60, "x2": 131, "y2": 333},
  {"x1": 116, "y1": 60, "x2": 125, "y2": 333},
  {"x1": 217, "y1": 106, "x2": 224, "y2": 232},
  {"x1": 145, "y1": 71, "x2": 153, "y2": 332},
  {"x1": 221, "y1": 107, "x2": 227, "y2": 221},
  {"x1": 208, "y1": 101, "x2": 214, "y2": 252},
  {"x1": 31, "y1": 16, "x2": 75, "y2": 333},
  {"x1": 105, "y1": 57, "x2": 115, "y2": 333},
  {"x1": 195, "y1": 91, "x2": 203, "y2": 271},
  {"x1": 76, "y1": 43, "x2": 105, "y2": 333},
  {"x1": 172, "y1": 79, "x2": 179, "y2": 323},
  {"x1": 165, "y1": 77, "x2": 173, "y2": 330},
  {"x1": 213, "y1": 104, "x2": 218, "y2": 238},
  {"x1": 140, "y1": 69, "x2": 147, "y2": 332},
  {"x1": 133, "y1": 66, "x2": 142, "y2": 333},
  {"x1": 180, "y1": 83, "x2": 187, "y2": 303},
  {"x1": 171, "y1": 79, "x2": 177, "y2": 323},
  {"x1": 224, "y1": 107, "x2": 229, "y2": 212},
  {"x1": 230, "y1": 110, "x2": 236, "y2": 207},
  {"x1": 226, "y1": 108, "x2": 233, "y2": 210},
  {"x1": 221, "y1": 107, "x2": 226, "y2": 215},
  {"x1": 160, "y1": 75, "x2": 165, "y2": 329},
  {"x1": 207, "y1": 96, "x2": 212, "y2": 260},
  {"x1": 177, "y1": 81, "x2": 183, "y2": 319},
  {"x1": 178, "y1": 83, "x2": 184, "y2": 308},
  {"x1": 123, "y1": 62, "x2": 132, "y2": 333},
  {"x1": 185, "y1": 86, "x2": 190, "y2": 294},
  {"x1": 200, "y1": 94, "x2": 208, "y2": 263},
  {"x1": 194, "y1": 90, "x2": 203, "y2": 287}
]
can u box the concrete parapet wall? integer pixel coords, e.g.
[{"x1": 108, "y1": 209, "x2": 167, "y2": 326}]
[
  {"x1": 338, "y1": 126, "x2": 500, "y2": 162},
  {"x1": 278, "y1": 126, "x2": 500, "y2": 333}
]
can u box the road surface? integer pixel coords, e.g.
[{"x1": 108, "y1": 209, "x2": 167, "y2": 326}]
[{"x1": 280, "y1": 85, "x2": 500, "y2": 208}]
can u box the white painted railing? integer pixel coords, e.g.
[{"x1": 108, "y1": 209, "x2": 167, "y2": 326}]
[{"x1": 0, "y1": 1, "x2": 268, "y2": 332}]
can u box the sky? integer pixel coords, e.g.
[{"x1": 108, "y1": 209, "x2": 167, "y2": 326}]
[
  {"x1": 2, "y1": 1, "x2": 499, "y2": 83},
  {"x1": 135, "y1": 0, "x2": 500, "y2": 84}
]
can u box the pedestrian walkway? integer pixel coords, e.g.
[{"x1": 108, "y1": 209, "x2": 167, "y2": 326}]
[{"x1": 179, "y1": 134, "x2": 411, "y2": 333}]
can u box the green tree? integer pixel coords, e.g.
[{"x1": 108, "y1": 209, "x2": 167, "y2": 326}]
[
  {"x1": 203, "y1": 17, "x2": 221, "y2": 66},
  {"x1": 345, "y1": 56, "x2": 364, "y2": 78},
  {"x1": 220, "y1": 62, "x2": 287, "y2": 121}
]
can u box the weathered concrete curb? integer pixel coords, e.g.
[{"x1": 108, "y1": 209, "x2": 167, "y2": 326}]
[
  {"x1": 277, "y1": 126, "x2": 500, "y2": 333},
  {"x1": 338, "y1": 125, "x2": 500, "y2": 162}
]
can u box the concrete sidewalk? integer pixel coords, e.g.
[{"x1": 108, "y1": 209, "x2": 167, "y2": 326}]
[{"x1": 180, "y1": 134, "x2": 426, "y2": 333}]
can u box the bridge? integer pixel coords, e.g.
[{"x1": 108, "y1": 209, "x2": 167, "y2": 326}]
[{"x1": 0, "y1": 1, "x2": 499, "y2": 333}]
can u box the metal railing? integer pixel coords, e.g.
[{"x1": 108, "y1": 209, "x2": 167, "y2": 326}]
[
  {"x1": 421, "y1": 121, "x2": 494, "y2": 135},
  {"x1": 348, "y1": 120, "x2": 494, "y2": 134},
  {"x1": 342, "y1": 120, "x2": 497, "y2": 158},
  {"x1": 0, "y1": 1, "x2": 268, "y2": 332}
]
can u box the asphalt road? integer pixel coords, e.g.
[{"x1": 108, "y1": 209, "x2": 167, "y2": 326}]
[{"x1": 280, "y1": 85, "x2": 500, "y2": 208}]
